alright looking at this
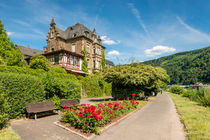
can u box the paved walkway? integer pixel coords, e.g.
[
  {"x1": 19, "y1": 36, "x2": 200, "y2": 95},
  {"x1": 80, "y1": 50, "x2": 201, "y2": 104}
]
[
  {"x1": 11, "y1": 94, "x2": 185, "y2": 140},
  {"x1": 94, "y1": 93, "x2": 185, "y2": 140}
]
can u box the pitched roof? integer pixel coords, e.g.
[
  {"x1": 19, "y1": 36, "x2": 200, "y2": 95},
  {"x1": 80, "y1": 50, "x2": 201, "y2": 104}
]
[
  {"x1": 16, "y1": 45, "x2": 43, "y2": 59},
  {"x1": 105, "y1": 59, "x2": 115, "y2": 66},
  {"x1": 55, "y1": 22, "x2": 93, "y2": 40}
]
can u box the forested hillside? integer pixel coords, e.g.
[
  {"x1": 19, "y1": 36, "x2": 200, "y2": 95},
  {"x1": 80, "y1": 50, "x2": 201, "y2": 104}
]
[{"x1": 143, "y1": 47, "x2": 210, "y2": 84}]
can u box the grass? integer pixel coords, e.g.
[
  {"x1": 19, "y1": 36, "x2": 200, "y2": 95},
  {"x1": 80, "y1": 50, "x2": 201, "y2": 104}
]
[
  {"x1": 169, "y1": 92, "x2": 210, "y2": 140},
  {"x1": 0, "y1": 128, "x2": 20, "y2": 140}
]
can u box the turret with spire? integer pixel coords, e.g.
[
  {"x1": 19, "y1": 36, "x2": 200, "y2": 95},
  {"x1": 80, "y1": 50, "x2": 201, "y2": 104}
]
[{"x1": 50, "y1": 16, "x2": 56, "y2": 27}]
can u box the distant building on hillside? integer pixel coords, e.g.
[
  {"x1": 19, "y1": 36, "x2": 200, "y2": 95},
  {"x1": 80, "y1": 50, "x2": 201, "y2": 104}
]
[
  {"x1": 43, "y1": 17, "x2": 106, "y2": 75},
  {"x1": 16, "y1": 45, "x2": 42, "y2": 63},
  {"x1": 105, "y1": 59, "x2": 115, "y2": 68}
]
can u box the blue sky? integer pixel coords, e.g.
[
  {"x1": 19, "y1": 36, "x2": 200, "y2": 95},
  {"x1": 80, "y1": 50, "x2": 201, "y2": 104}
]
[{"x1": 1, "y1": 0, "x2": 210, "y2": 64}]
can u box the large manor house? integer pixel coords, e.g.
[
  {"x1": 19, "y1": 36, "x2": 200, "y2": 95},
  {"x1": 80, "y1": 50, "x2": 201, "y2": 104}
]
[{"x1": 17, "y1": 17, "x2": 114, "y2": 75}]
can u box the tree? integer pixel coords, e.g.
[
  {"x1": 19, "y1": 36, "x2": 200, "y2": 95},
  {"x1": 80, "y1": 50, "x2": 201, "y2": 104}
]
[
  {"x1": 0, "y1": 20, "x2": 24, "y2": 66},
  {"x1": 82, "y1": 46, "x2": 88, "y2": 73},
  {"x1": 102, "y1": 63, "x2": 170, "y2": 99},
  {"x1": 100, "y1": 49, "x2": 105, "y2": 71},
  {"x1": 29, "y1": 55, "x2": 50, "y2": 71}
]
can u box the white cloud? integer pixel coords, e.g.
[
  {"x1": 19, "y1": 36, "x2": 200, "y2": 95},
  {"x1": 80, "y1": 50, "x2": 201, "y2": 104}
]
[
  {"x1": 144, "y1": 45, "x2": 176, "y2": 57},
  {"x1": 101, "y1": 36, "x2": 120, "y2": 45},
  {"x1": 176, "y1": 16, "x2": 210, "y2": 42},
  {"x1": 107, "y1": 50, "x2": 120, "y2": 56},
  {"x1": 128, "y1": 3, "x2": 150, "y2": 37},
  {"x1": 7, "y1": 32, "x2": 14, "y2": 36}
]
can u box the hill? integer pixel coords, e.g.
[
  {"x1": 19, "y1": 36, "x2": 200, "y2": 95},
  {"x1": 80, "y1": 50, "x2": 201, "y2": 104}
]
[{"x1": 143, "y1": 47, "x2": 210, "y2": 84}]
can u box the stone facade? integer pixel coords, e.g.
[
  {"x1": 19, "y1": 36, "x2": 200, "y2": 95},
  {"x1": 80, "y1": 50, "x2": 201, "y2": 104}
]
[{"x1": 43, "y1": 17, "x2": 105, "y2": 75}]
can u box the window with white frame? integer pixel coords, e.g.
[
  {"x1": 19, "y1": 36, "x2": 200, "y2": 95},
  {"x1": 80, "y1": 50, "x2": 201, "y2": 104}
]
[
  {"x1": 70, "y1": 55, "x2": 73, "y2": 65},
  {"x1": 87, "y1": 44, "x2": 90, "y2": 53},
  {"x1": 74, "y1": 56, "x2": 77, "y2": 65},
  {"x1": 72, "y1": 44, "x2": 76, "y2": 52},
  {"x1": 97, "y1": 47, "x2": 100, "y2": 55}
]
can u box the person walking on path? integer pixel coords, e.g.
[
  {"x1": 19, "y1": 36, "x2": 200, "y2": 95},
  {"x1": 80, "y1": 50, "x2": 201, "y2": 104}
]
[{"x1": 161, "y1": 89, "x2": 163, "y2": 94}]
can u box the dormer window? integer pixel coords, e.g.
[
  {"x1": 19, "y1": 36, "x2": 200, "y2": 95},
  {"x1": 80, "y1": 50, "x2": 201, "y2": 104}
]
[
  {"x1": 51, "y1": 48, "x2": 54, "y2": 51},
  {"x1": 70, "y1": 27, "x2": 73, "y2": 30},
  {"x1": 84, "y1": 31, "x2": 89, "y2": 37},
  {"x1": 72, "y1": 33, "x2": 76, "y2": 37}
]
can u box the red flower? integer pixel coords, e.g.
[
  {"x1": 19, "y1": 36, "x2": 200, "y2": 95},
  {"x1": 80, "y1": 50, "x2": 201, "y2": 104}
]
[
  {"x1": 92, "y1": 112, "x2": 97, "y2": 117},
  {"x1": 100, "y1": 116, "x2": 103, "y2": 120},
  {"x1": 95, "y1": 115, "x2": 99, "y2": 121},
  {"x1": 73, "y1": 104, "x2": 77, "y2": 107},
  {"x1": 84, "y1": 109, "x2": 88, "y2": 114},
  {"x1": 75, "y1": 112, "x2": 78, "y2": 115},
  {"x1": 120, "y1": 106, "x2": 123, "y2": 109},
  {"x1": 132, "y1": 93, "x2": 136, "y2": 96},
  {"x1": 87, "y1": 115, "x2": 91, "y2": 118},
  {"x1": 64, "y1": 106, "x2": 69, "y2": 109},
  {"x1": 127, "y1": 97, "x2": 129, "y2": 101},
  {"x1": 79, "y1": 113, "x2": 83, "y2": 118},
  {"x1": 86, "y1": 123, "x2": 89, "y2": 127},
  {"x1": 136, "y1": 102, "x2": 139, "y2": 104},
  {"x1": 97, "y1": 110, "x2": 101, "y2": 114}
]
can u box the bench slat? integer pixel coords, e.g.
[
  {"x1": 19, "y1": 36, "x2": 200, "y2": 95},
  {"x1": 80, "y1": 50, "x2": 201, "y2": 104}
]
[
  {"x1": 26, "y1": 101, "x2": 55, "y2": 113},
  {"x1": 61, "y1": 99, "x2": 79, "y2": 108}
]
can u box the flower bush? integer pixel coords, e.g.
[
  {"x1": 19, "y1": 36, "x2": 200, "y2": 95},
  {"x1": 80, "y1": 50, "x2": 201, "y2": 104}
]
[{"x1": 61, "y1": 99, "x2": 140, "y2": 134}]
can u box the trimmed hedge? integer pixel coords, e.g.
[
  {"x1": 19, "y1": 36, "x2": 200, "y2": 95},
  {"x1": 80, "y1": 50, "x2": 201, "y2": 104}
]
[
  {"x1": 0, "y1": 93, "x2": 9, "y2": 129},
  {"x1": 42, "y1": 73, "x2": 81, "y2": 101},
  {"x1": 112, "y1": 88, "x2": 144, "y2": 100},
  {"x1": 0, "y1": 73, "x2": 45, "y2": 119},
  {"x1": 0, "y1": 65, "x2": 45, "y2": 76},
  {"x1": 79, "y1": 75, "x2": 112, "y2": 98}
]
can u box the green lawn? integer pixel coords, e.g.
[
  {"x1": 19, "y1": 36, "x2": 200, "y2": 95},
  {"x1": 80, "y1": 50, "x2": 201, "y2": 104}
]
[
  {"x1": 169, "y1": 93, "x2": 210, "y2": 140},
  {"x1": 0, "y1": 128, "x2": 20, "y2": 140}
]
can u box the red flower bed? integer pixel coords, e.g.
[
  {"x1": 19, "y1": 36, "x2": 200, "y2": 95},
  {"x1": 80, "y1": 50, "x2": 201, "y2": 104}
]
[{"x1": 61, "y1": 99, "x2": 140, "y2": 134}]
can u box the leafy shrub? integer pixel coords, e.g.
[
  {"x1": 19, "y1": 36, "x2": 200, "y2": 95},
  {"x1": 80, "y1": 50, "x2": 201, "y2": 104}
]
[
  {"x1": 169, "y1": 85, "x2": 184, "y2": 94},
  {"x1": 42, "y1": 73, "x2": 81, "y2": 101},
  {"x1": 50, "y1": 95, "x2": 61, "y2": 109},
  {"x1": 29, "y1": 55, "x2": 50, "y2": 71},
  {"x1": 0, "y1": 93, "x2": 9, "y2": 129},
  {"x1": 0, "y1": 73, "x2": 45, "y2": 119},
  {"x1": 61, "y1": 99, "x2": 140, "y2": 134},
  {"x1": 182, "y1": 89, "x2": 197, "y2": 101},
  {"x1": 104, "y1": 82, "x2": 112, "y2": 96},
  {"x1": 197, "y1": 88, "x2": 210, "y2": 107},
  {"x1": 49, "y1": 66, "x2": 67, "y2": 74},
  {"x1": 103, "y1": 64, "x2": 169, "y2": 99}
]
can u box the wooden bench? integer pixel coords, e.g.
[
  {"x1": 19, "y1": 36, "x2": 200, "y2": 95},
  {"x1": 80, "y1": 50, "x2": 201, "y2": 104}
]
[
  {"x1": 26, "y1": 101, "x2": 59, "y2": 120},
  {"x1": 61, "y1": 99, "x2": 79, "y2": 108}
]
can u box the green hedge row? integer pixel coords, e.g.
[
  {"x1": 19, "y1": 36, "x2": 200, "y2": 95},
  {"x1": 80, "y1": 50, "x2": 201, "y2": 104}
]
[
  {"x1": 0, "y1": 65, "x2": 45, "y2": 76},
  {"x1": 0, "y1": 73, "x2": 45, "y2": 119},
  {"x1": 170, "y1": 85, "x2": 210, "y2": 107},
  {"x1": 78, "y1": 75, "x2": 112, "y2": 98},
  {"x1": 0, "y1": 94, "x2": 9, "y2": 129}
]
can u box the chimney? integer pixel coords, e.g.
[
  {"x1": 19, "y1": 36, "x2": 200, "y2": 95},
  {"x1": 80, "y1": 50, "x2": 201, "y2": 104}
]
[{"x1": 43, "y1": 46, "x2": 48, "y2": 53}]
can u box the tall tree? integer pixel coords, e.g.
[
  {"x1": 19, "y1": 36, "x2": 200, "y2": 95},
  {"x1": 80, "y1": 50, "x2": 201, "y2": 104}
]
[
  {"x1": 0, "y1": 20, "x2": 24, "y2": 66},
  {"x1": 100, "y1": 49, "x2": 105, "y2": 71},
  {"x1": 82, "y1": 46, "x2": 88, "y2": 73}
]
